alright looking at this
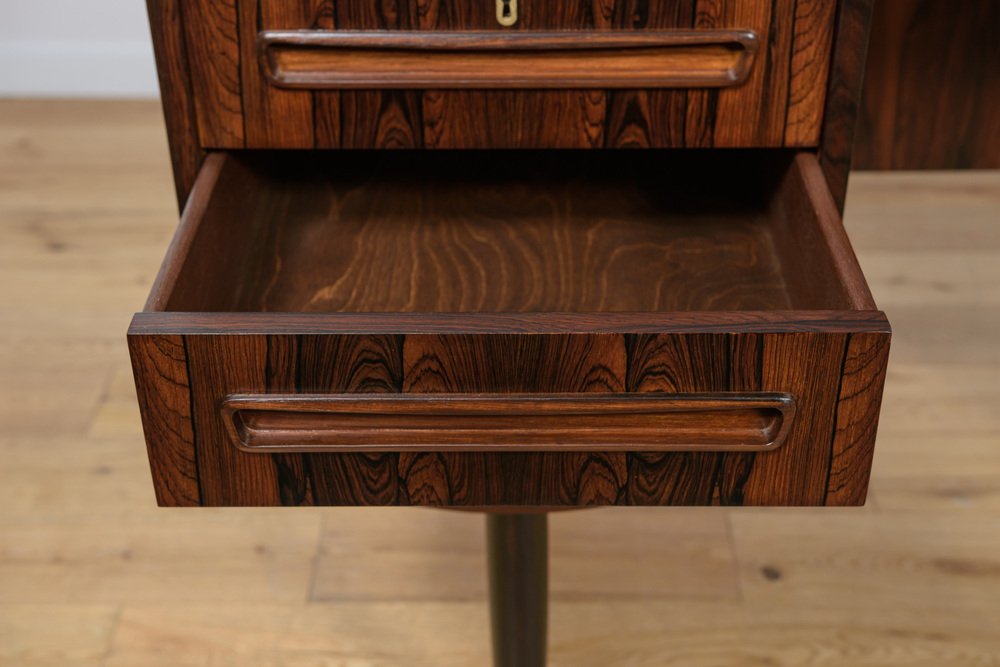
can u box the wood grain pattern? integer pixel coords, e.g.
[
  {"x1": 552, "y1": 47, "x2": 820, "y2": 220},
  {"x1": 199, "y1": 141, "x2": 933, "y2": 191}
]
[
  {"x1": 825, "y1": 331, "x2": 891, "y2": 505},
  {"x1": 9, "y1": 101, "x2": 990, "y2": 662},
  {"x1": 785, "y1": 0, "x2": 836, "y2": 146},
  {"x1": 683, "y1": 0, "x2": 723, "y2": 148},
  {"x1": 132, "y1": 338, "x2": 868, "y2": 509},
  {"x1": 161, "y1": 0, "x2": 835, "y2": 149},
  {"x1": 128, "y1": 147, "x2": 889, "y2": 507},
  {"x1": 134, "y1": 1, "x2": 883, "y2": 509},
  {"x1": 416, "y1": 0, "x2": 601, "y2": 149},
  {"x1": 604, "y1": 0, "x2": 692, "y2": 148},
  {"x1": 131, "y1": 311, "x2": 891, "y2": 336},
  {"x1": 262, "y1": 332, "x2": 314, "y2": 505},
  {"x1": 340, "y1": 90, "x2": 424, "y2": 148},
  {"x1": 422, "y1": 89, "x2": 609, "y2": 148},
  {"x1": 714, "y1": 333, "x2": 765, "y2": 505},
  {"x1": 142, "y1": 152, "x2": 226, "y2": 311},
  {"x1": 311, "y1": 0, "x2": 340, "y2": 148},
  {"x1": 152, "y1": 150, "x2": 864, "y2": 315},
  {"x1": 146, "y1": 0, "x2": 205, "y2": 209},
  {"x1": 622, "y1": 330, "x2": 860, "y2": 506},
  {"x1": 258, "y1": 31, "x2": 758, "y2": 89},
  {"x1": 220, "y1": 393, "x2": 795, "y2": 453},
  {"x1": 183, "y1": 0, "x2": 244, "y2": 146},
  {"x1": 770, "y1": 152, "x2": 876, "y2": 310},
  {"x1": 401, "y1": 333, "x2": 629, "y2": 506},
  {"x1": 239, "y1": 0, "x2": 317, "y2": 147},
  {"x1": 296, "y1": 334, "x2": 405, "y2": 506},
  {"x1": 334, "y1": 0, "x2": 423, "y2": 148},
  {"x1": 854, "y1": 0, "x2": 1000, "y2": 170},
  {"x1": 131, "y1": 327, "x2": 884, "y2": 506},
  {"x1": 625, "y1": 333, "x2": 731, "y2": 505},
  {"x1": 128, "y1": 334, "x2": 200, "y2": 506},
  {"x1": 818, "y1": 0, "x2": 874, "y2": 212},
  {"x1": 185, "y1": 335, "x2": 282, "y2": 506},
  {"x1": 146, "y1": 2, "x2": 873, "y2": 207},
  {"x1": 741, "y1": 332, "x2": 847, "y2": 505},
  {"x1": 402, "y1": 335, "x2": 626, "y2": 395},
  {"x1": 710, "y1": 0, "x2": 775, "y2": 147}
]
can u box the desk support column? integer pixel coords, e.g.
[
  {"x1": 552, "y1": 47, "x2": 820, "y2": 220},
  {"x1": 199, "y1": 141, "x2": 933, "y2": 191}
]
[{"x1": 486, "y1": 513, "x2": 548, "y2": 667}]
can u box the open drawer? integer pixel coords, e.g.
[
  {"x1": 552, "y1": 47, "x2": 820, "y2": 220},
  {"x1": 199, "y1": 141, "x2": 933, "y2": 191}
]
[{"x1": 129, "y1": 150, "x2": 889, "y2": 508}]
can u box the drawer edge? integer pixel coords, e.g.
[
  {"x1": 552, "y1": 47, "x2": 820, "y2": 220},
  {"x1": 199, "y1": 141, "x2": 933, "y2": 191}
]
[{"x1": 129, "y1": 310, "x2": 890, "y2": 337}]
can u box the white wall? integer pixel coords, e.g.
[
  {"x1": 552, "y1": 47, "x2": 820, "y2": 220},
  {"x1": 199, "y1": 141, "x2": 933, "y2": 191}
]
[{"x1": 0, "y1": 1, "x2": 159, "y2": 97}]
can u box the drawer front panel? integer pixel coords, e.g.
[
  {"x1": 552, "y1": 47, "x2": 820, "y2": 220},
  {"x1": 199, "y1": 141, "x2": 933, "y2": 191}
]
[
  {"x1": 181, "y1": 0, "x2": 835, "y2": 149},
  {"x1": 129, "y1": 328, "x2": 889, "y2": 507}
]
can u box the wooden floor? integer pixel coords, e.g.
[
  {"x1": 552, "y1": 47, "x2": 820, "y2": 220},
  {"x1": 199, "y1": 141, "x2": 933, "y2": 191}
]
[{"x1": 1, "y1": 100, "x2": 998, "y2": 666}]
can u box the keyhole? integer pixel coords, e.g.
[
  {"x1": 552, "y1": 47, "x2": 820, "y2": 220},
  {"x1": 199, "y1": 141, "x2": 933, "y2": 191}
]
[{"x1": 496, "y1": 0, "x2": 517, "y2": 26}]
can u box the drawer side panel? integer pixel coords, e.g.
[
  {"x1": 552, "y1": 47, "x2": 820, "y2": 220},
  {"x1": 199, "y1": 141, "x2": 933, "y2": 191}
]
[
  {"x1": 128, "y1": 334, "x2": 201, "y2": 507},
  {"x1": 826, "y1": 331, "x2": 891, "y2": 505}
]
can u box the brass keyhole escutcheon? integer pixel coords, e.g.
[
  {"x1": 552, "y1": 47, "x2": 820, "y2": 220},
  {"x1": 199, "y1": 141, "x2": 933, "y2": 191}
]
[{"x1": 496, "y1": 0, "x2": 517, "y2": 27}]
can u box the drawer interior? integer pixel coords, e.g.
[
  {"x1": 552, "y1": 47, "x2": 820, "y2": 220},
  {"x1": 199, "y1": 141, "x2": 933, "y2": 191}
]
[
  {"x1": 132, "y1": 149, "x2": 889, "y2": 508},
  {"x1": 149, "y1": 149, "x2": 873, "y2": 315}
]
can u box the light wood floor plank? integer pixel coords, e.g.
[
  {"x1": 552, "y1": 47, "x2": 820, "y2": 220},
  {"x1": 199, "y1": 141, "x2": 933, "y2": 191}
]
[
  {"x1": 1, "y1": 99, "x2": 998, "y2": 665},
  {"x1": 311, "y1": 508, "x2": 738, "y2": 603},
  {"x1": 0, "y1": 604, "x2": 118, "y2": 667}
]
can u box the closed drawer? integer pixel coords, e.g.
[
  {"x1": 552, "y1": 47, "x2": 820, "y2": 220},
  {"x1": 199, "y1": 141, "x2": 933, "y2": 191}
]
[
  {"x1": 129, "y1": 149, "x2": 890, "y2": 508},
  {"x1": 178, "y1": 0, "x2": 835, "y2": 149}
]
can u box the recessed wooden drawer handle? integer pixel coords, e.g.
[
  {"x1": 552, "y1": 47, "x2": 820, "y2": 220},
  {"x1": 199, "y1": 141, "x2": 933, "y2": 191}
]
[
  {"x1": 221, "y1": 393, "x2": 795, "y2": 454},
  {"x1": 258, "y1": 30, "x2": 759, "y2": 90}
]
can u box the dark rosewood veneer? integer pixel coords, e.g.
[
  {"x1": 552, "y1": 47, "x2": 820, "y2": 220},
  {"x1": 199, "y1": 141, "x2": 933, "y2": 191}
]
[
  {"x1": 133, "y1": 0, "x2": 887, "y2": 510},
  {"x1": 134, "y1": 3, "x2": 886, "y2": 663}
]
